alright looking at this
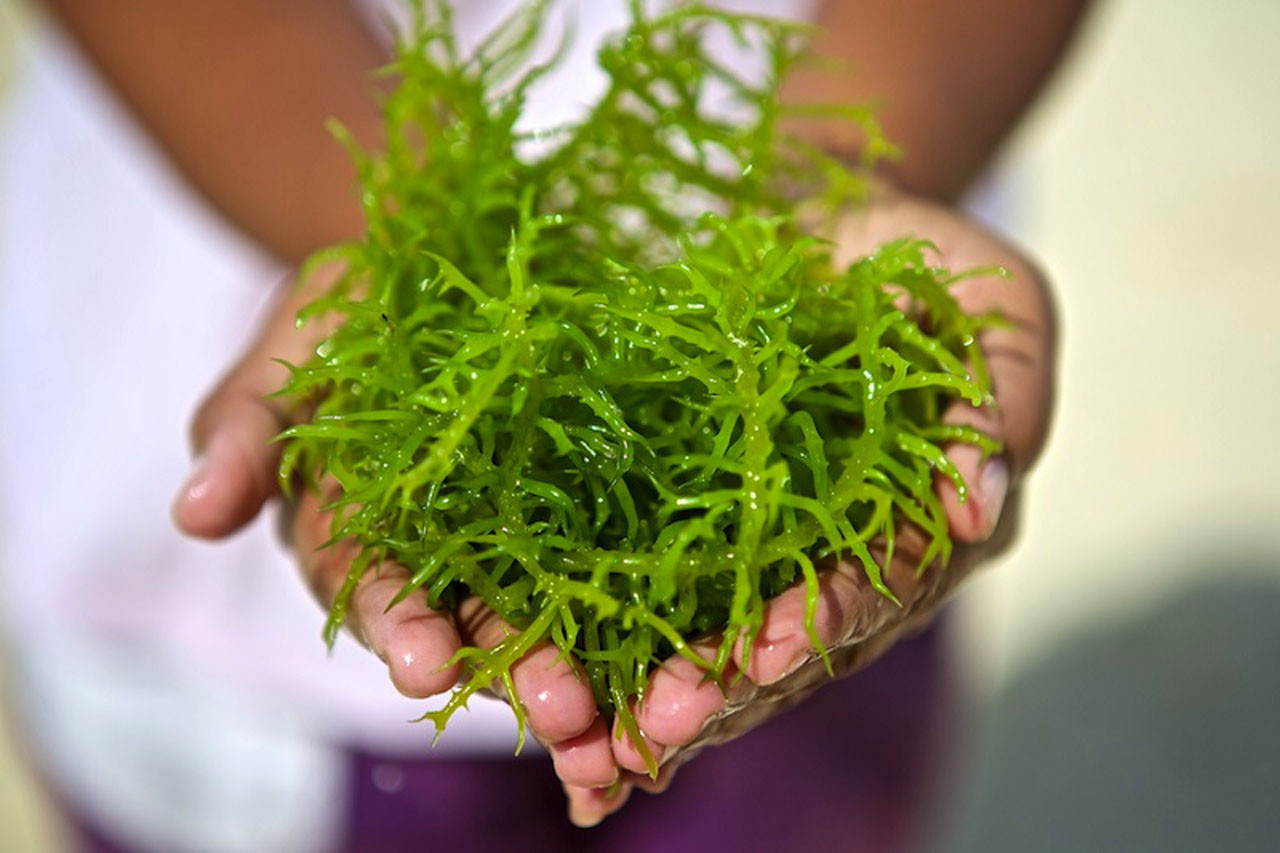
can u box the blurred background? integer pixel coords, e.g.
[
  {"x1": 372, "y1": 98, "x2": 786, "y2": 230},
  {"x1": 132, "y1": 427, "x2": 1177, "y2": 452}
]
[
  {"x1": 1, "y1": 0, "x2": 1277, "y2": 850},
  {"x1": 937, "y1": 0, "x2": 1280, "y2": 849}
]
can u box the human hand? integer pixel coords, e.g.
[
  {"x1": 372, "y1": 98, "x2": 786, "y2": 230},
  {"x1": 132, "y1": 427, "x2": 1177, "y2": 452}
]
[
  {"x1": 171, "y1": 187, "x2": 1054, "y2": 827},
  {"x1": 170, "y1": 266, "x2": 624, "y2": 803},
  {"x1": 563, "y1": 191, "x2": 1057, "y2": 825}
]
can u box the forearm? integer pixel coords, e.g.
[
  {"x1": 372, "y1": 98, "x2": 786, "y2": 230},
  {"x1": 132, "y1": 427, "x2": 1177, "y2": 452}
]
[
  {"x1": 44, "y1": 0, "x2": 387, "y2": 264},
  {"x1": 793, "y1": 0, "x2": 1091, "y2": 201},
  {"x1": 45, "y1": 0, "x2": 1089, "y2": 261}
]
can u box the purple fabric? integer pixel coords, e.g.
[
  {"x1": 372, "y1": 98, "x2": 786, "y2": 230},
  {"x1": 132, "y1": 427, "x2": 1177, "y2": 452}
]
[
  {"x1": 339, "y1": 624, "x2": 953, "y2": 853},
  {"x1": 65, "y1": 624, "x2": 951, "y2": 853}
]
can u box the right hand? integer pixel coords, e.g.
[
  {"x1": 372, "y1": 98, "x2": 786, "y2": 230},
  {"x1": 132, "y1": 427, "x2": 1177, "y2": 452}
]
[{"x1": 170, "y1": 267, "x2": 626, "y2": 821}]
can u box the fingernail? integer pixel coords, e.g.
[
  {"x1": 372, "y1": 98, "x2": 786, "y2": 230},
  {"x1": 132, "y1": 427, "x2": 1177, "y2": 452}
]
[
  {"x1": 172, "y1": 434, "x2": 232, "y2": 524},
  {"x1": 568, "y1": 798, "x2": 605, "y2": 829},
  {"x1": 978, "y1": 456, "x2": 1009, "y2": 538},
  {"x1": 175, "y1": 452, "x2": 212, "y2": 509},
  {"x1": 569, "y1": 806, "x2": 600, "y2": 828},
  {"x1": 633, "y1": 732, "x2": 668, "y2": 769},
  {"x1": 595, "y1": 766, "x2": 621, "y2": 788}
]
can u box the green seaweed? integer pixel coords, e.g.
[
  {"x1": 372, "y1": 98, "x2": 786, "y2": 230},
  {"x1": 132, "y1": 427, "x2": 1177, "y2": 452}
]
[{"x1": 276, "y1": 0, "x2": 997, "y2": 774}]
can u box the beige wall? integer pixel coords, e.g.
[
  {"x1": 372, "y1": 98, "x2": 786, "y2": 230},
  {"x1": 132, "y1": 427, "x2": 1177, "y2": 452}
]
[
  {"x1": 0, "y1": 0, "x2": 24, "y2": 93},
  {"x1": 954, "y1": 0, "x2": 1280, "y2": 690},
  {"x1": 2, "y1": 4, "x2": 68, "y2": 850}
]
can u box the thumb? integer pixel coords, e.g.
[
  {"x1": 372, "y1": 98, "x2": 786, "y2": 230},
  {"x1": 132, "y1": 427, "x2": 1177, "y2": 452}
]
[
  {"x1": 172, "y1": 385, "x2": 288, "y2": 541},
  {"x1": 830, "y1": 192, "x2": 1056, "y2": 546},
  {"x1": 938, "y1": 237, "x2": 1056, "y2": 544},
  {"x1": 172, "y1": 266, "x2": 342, "y2": 539}
]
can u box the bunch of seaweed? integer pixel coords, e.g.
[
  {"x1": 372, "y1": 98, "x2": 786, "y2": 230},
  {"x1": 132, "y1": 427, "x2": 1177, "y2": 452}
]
[{"x1": 276, "y1": 0, "x2": 998, "y2": 773}]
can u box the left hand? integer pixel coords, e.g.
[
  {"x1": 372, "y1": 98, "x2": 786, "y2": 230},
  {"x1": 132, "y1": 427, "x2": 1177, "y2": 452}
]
[{"x1": 565, "y1": 190, "x2": 1057, "y2": 825}]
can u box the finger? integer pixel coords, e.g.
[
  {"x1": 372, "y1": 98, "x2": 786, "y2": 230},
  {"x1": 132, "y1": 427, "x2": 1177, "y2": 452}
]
[
  {"x1": 292, "y1": 488, "x2": 463, "y2": 698},
  {"x1": 172, "y1": 388, "x2": 287, "y2": 539},
  {"x1": 937, "y1": 260, "x2": 1053, "y2": 542},
  {"x1": 946, "y1": 250, "x2": 1057, "y2": 481},
  {"x1": 833, "y1": 194, "x2": 1056, "y2": 532},
  {"x1": 937, "y1": 408, "x2": 1010, "y2": 544},
  {"x1": 935, "y1": 258, "x2": 1054, "y2": 542},
  {"x1": 455, "y1": 597, "x2": 599, "y2": 746},
  {"x1": 624, "y1": 761, "x2": 681, "y2": 795},
  {"x1": 732, "y1": 566, "x2": 869, "y2": 685},
  {"x1": 611, "y1": 700, "x2": 670, "y2": 775},
  {"x1": 920, "y1": 209, "x2": 1056, "y2": 543},
  {"x1": 512, "y1": 645, "x2": 599, "y2": 745},
  {"x1": 350, "y1": 570, "x2": 463, "y2": 699},
  {"x1": 172, "y1": 265, "x2": 345, "y2": 539},
  {"x1": 548, "y1": 717, "x2": 619, "y2": 789},
  {"x1": 633, "y1": 639, "x2": 749, "y2": 748},
  {"x1": 565, "y1": 780, "x2": 632, "y2": 829}
]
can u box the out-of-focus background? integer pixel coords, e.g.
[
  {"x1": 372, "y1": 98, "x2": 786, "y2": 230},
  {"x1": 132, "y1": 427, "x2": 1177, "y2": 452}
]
[
  {"x1": 936, "y1": 0, "x2": 1280, "y2": 849},
  {"x1": 1, "y1": 4, "x2": 63, "y2": 852},
  {"x1": 1, "y1": 0, "x2": 1277, "y2": 850}
]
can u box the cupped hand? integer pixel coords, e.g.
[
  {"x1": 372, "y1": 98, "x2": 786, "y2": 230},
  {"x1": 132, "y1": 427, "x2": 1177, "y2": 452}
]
[
  {"x1": 170, "y1": 265, "x2": 622, "y2": 805},
  {"x1": 568, "y1": 191, "x2": 1057, "y2": 825},
  {"x1": 171, "y1": 188, "x2": 1055, "y2": 829}
]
